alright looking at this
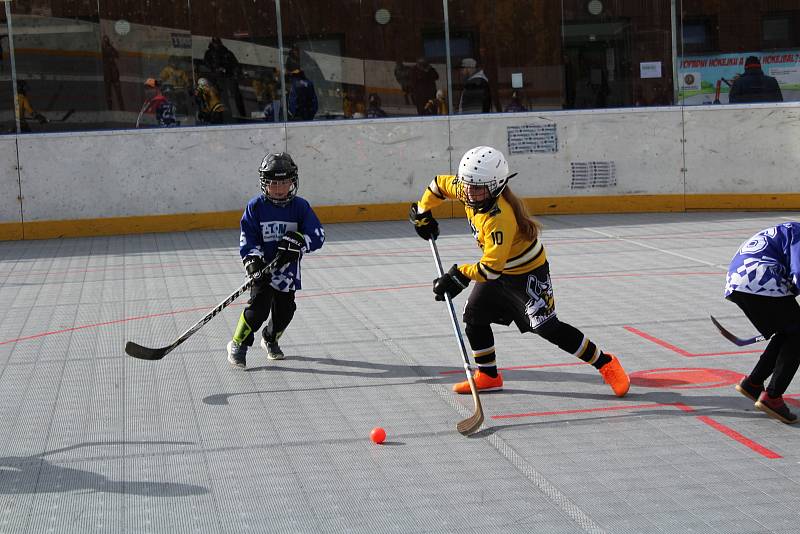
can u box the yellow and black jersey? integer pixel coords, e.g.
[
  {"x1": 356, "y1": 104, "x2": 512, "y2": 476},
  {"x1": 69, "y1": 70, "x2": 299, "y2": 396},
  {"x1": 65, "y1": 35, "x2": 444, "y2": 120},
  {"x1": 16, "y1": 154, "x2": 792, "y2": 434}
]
[
  {"x1": 417, "y1": 174, "x2": 547, "y2": 282},
  {"x1": 197, "y1": 86, "x2": 225, "y2": 114},
  {"x1": 159, "y1": 65, "x2": 190, "y2": 90},
  {"x1": 16, "y1": 94, "x2": 35, "y2": 119}
]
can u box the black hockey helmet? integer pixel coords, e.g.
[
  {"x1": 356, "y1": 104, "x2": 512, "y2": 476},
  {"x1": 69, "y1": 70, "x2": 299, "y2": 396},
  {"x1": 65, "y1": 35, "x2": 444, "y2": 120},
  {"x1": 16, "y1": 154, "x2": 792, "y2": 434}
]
[{"x1": 259, "y1": 152, "x2": 298, "y2": 206}]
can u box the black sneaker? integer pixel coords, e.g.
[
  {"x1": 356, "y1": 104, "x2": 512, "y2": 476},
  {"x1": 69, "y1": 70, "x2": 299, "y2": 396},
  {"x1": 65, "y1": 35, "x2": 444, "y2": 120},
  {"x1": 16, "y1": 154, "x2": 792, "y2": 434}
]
[
  {"x1": 227, "y1": 340, "x2": 247, "y2": 368},
  {"x1": 260, "y1": 337, "x2": 285, "y2": 360},
  {"x1": 755, "y1": 391, "x2": 798, "y2": 424},
  {"x1": 735, "y1": 377, "x2": 764, "y2": 402}
]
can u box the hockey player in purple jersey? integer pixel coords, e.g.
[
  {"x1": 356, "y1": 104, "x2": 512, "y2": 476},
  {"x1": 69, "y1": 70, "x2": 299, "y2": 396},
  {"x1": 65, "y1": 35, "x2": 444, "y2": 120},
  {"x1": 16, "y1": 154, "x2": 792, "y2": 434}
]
[
  {"x1": 726, "y1": 222, "x2": 800, "y2": 423},
  {"x1": 226, "y1": 152, "x2": 324, "y2": 368}
]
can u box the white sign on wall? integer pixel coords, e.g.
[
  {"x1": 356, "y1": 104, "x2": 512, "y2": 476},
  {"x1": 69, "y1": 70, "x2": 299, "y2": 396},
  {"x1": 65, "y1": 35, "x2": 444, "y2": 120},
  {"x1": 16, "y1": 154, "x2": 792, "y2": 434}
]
[
  {"x1": 640, "y1": 61, "x2": 662, "y2": 79},
  {"x1": 507, "y1": 124, "x2": 558, "y2": 154}
]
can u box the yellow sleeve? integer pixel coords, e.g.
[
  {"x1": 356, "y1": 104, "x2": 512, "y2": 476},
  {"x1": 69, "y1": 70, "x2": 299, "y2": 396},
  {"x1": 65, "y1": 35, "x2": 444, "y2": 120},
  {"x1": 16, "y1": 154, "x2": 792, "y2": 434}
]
[
  {"x1": 17, "y1": 95, "x2": 34, "y2": 118},
  {"x1": 417, "y1": 175, "x2": 458, "y2": 212},
  {"x1": 459, "y1": 209, "x2": 516, "y2": 282}
]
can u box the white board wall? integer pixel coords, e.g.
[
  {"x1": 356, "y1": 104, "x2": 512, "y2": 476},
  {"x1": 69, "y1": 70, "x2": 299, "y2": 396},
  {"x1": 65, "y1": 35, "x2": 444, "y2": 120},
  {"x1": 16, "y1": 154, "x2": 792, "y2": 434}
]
[
  {"x1": 683, "y1": 105, "x2": 800, "y2": 194},
  {"x1": 2, "y1": 104, "x2": 798, "y2": 227},
  {"x1": 0, "y1": 138, "x2": 21, "y2": 225}
]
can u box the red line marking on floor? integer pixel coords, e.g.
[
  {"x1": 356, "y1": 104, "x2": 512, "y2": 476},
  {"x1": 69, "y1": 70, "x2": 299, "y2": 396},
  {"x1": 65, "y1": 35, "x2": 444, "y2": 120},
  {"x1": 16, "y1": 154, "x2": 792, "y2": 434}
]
[
  {"x1": 0, "y1": 306, "x2": 214, "y2": 346},
  {"x1": 0, "y1": 283, "x2": 431, "y2": 346},
  {"x1": 623, "y1": 326, "x2": 761, "y2": 357},
  {"x1": 629, "y1": 367, "x2": 744, "y2": 389},
  {"x1": 493, "y1": 400, "x2": 781, "y2": 459},
  {"x1": 557, "y1": 271, "x2": 719, "y2": 281},
  {"x1": 695, "y1": 415, "x2": 782, "y2": 459},
  {"x1": 439, "y1": 361, "x2": 584, "y2": 375}
]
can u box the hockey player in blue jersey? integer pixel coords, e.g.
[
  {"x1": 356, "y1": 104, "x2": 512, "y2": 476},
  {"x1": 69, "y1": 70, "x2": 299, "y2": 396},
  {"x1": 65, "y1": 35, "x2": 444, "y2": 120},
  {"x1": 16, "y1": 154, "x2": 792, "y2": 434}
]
[
  {"x1": 726, "y1": 222, "x2": 800, "y2": 423},
  {"x1": 227, "y1": 152, "x2": 325, "y2": 368}
]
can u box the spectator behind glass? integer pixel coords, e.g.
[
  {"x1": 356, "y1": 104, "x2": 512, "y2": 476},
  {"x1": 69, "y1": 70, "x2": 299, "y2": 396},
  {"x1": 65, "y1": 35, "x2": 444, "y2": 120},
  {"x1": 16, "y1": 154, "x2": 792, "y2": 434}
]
[
  {"x1": 366, "y1": 93, "x2": 387, "y2": 118},
  {"x1": 285, "y1": 44, "x2": 326, "y2": 97},
  {"x1": 204, "y1": 37, "x2": 246, "y2": 118},
  {"x1": 101, "y1": 35, "x2": 124, "y2": 111},
  {"x1": 16, "y1": 80, "x2": 48, "y2": 133},
  {"x1": 729, "y1": 56, "x2": 783, "y2": 104},
  {"x1": 434, "y1": 89, "x2": 448, "y2": 115},
  {"x1": 410, "y1": 57, "x2": 439, "y2": 116},
  {"x1": 504, "y1": 90, "x2": 527, "y2": 112},
  {"x1": 394, "y1": 61, "x2": 412, "y2": 105},
  {"x1": 140, "y1": 78, "x2": 178, "y2": 128},
  {"x1": 287, "y1": 69, "x2": 318, "y2": 121},
  {"x1": 458, "y1": 58, "x2": 492, "y2": 114},
  {"x1": 160, "y1": 56, "x2": 190, "y2": 115},
  {"x1": 193, "y1": 77, "x2": 226, "y2": 125}
]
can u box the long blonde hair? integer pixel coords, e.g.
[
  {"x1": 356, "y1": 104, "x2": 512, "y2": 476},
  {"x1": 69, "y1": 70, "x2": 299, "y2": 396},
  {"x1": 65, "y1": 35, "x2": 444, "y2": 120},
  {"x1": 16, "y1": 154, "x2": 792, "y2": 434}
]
[{"x1": 502, "y1": 187, "x2": 541, "y2": 241}]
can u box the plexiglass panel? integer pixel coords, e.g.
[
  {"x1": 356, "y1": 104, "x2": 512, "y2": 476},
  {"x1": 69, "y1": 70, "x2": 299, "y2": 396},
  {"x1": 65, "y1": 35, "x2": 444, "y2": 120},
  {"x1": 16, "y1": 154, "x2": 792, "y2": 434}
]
[
  {"x1": 101, "y1": 0, "x2": 193, "y2": 128},
  {"x1": 561, "y1": 0, "x2": 675, "y2": 109},
  {"x1": 189, "y1": 0, "x2": 280, "y2": 124},
  {"x1": 679, "y1": 0, "x2": 799, "y2": 105},
  {"x1": 0, "y1": 5, "x2": 12, "y2": 133},
  {"x1": 9, "y1": 1, "x2": 104, "y2": 133},
  {"x1": 280, "y1": 0, "x2": 447, "y2": 120},
  {"x1": 2, "y1": 0, "x2": 799, "y2": 136}
]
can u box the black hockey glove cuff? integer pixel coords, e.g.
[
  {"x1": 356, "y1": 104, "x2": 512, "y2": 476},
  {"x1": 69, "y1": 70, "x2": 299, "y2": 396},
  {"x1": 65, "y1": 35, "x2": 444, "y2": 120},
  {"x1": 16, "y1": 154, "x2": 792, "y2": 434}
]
[
  {"x1": 433, "y1": 264, "x2": 470, "y2": 301},
  {"x1": 409, "y1": 202, "x2": 439, "y2": 241},
  {"x1": 244, "y1": 255, "x2": 266, "y2": 281},
  {"x1": 277, "y1": 231, "x2": 305, "y2": 266}
]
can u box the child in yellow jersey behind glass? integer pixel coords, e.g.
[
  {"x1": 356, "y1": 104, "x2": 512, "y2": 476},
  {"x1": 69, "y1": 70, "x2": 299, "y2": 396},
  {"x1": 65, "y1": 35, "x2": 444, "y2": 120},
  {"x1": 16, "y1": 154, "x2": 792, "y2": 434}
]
[
  {"x1": 410, "y1": 146, "x2": 630, "y2": 396},
  {"x1": 193, "y1": 77, "x2": 226, "y2": 125}
]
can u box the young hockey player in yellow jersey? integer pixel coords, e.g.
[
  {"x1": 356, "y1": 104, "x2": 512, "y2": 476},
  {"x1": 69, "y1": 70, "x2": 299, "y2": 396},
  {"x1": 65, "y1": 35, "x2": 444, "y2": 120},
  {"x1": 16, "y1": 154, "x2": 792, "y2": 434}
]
[{"x1": 410, "y1": 146, "x2": 630, "y2": 396}]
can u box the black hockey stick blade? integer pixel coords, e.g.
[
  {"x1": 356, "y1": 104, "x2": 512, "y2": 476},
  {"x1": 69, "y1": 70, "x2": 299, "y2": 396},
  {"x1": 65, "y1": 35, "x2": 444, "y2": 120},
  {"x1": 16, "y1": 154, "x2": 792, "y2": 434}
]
[
  {"x1": 125, "y1": 341, "x2": 171, "y2": 360},
  {"x1": 58, "y1": 109, "x2": 75, "y2": 122},
  {"x1": 125, "y1": 257, "x2": 279, "y2": 361},
  {"x1": 710, "y1": 315, "x2": 768, "y2": 346}
]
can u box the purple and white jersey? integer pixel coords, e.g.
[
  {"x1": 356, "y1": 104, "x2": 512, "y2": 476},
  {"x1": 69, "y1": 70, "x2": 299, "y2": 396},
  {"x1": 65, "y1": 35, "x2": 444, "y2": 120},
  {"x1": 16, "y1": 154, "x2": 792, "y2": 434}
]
[
  {"x1": 725, "y1": 222, "x2": 800, "y2": 298},
  {"x1": 239, "y1": 194, "x2": 324, "y2": 292}
]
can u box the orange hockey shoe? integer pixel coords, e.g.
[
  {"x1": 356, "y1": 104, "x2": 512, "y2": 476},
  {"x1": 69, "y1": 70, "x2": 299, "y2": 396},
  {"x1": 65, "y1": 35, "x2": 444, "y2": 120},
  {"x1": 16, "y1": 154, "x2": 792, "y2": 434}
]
[
  {"x1": 598, "y1": 354, "x2": 630, "y2": 397},
  {"x1": 452, "y1": 370, "x2": 503, "y2": 394}
]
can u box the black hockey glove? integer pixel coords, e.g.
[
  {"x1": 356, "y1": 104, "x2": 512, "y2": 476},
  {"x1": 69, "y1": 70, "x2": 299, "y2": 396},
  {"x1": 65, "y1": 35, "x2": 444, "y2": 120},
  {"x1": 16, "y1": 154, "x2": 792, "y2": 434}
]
[
  {"x1": 243, "y1": 255, "x2": 267, "y2": 281},
  {"x1": 276, "y1": 231, "x2": 305, "y2": 267},
  {"x1": 409, "y1": 202, "x2": 439, "y2": 241},
  {"x1": 433, "y1": 264, "x2": 470, "y2": 302}
]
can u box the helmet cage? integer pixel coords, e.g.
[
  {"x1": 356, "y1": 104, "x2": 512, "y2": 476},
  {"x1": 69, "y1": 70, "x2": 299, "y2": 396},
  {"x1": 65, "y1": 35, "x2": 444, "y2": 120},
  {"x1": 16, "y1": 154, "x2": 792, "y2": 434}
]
[
  {"x1": 260, "y1": 173, "x2": 298, "y2": 206},
  {"x1": 456, "y1": 177, "x2": 505, "y2": 212}
]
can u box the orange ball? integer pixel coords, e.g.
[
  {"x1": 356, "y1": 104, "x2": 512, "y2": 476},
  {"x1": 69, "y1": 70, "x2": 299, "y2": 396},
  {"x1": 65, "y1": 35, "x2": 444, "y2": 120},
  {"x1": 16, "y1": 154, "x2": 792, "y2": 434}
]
[{"x1": 370, "y1": 427, "x2": 386, "y2": 444}]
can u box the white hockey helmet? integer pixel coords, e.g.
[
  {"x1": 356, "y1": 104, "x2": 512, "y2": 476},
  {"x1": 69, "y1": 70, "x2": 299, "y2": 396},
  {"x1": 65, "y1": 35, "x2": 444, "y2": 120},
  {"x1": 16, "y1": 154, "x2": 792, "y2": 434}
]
[{"x1": 456, "y1": 146, "x2": 515, "y2": 212}]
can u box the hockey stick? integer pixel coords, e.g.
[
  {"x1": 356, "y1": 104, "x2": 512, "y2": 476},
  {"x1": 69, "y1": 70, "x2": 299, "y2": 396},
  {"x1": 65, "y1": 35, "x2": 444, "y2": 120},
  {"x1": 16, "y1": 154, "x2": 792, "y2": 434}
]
[
  {"x1": 125, "y1": 257, "x2": 280, "y2": 360},
  {"x1": 429, "y1": 238, "x2": 484, "y2": 436},
  {"x1": 710, "y1": 315, "x2": 769, "y2": 346},
  {"x1": 55, "y1": 109, "x2": 75, "y2": 122},
  {"x1": 135, "y1": 99, "x2": 151, "y2": 128}
]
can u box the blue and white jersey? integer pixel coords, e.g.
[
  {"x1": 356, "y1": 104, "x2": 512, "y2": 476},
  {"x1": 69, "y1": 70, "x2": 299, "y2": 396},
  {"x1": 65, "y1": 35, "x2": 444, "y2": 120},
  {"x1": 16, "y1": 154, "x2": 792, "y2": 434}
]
[
  {"x1": 725, "y1": 222, "x2": 800, "y2": 298},
  {"x1": 239, "y1": 194, "x2": 325, "y2": 292}
]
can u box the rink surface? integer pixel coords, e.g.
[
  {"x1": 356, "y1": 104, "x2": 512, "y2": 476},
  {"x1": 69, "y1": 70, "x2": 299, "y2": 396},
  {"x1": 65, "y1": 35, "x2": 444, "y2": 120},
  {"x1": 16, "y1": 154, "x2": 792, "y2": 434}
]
[{"x1": 1, "y1": 212, "x2": 800, "y2": 533}]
